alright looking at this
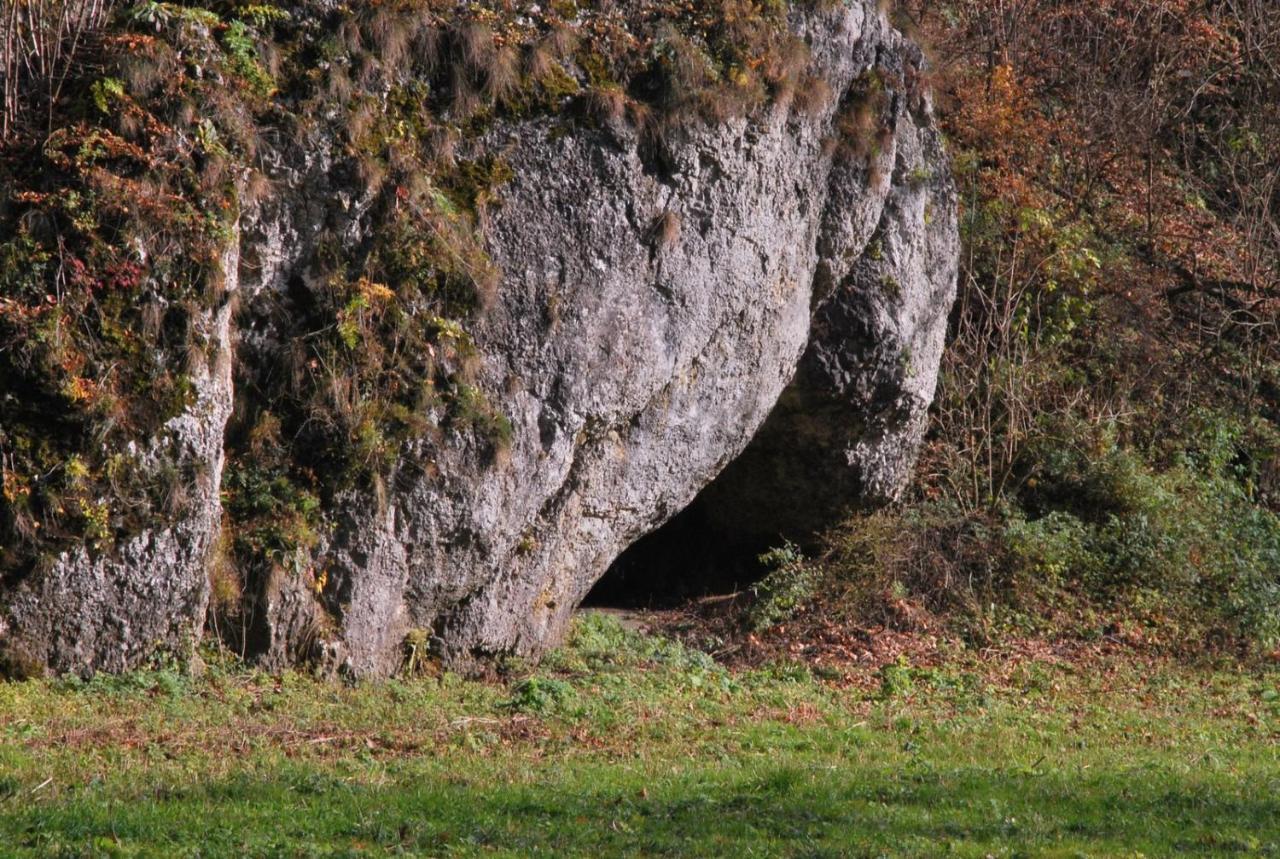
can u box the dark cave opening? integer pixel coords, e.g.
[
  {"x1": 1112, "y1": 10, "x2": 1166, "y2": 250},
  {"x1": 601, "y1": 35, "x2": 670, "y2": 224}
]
[
  {"x1": 586, "y1": 374, "x2": 858, "y2": 609},
  {"x1": 584, "y1": 494, "x2": 778, "y2": 608}
]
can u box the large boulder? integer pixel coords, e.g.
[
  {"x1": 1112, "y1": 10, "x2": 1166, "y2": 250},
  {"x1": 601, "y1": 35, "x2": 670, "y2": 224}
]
[
  {"x1": 241, "y1": 2, "x2": 957, "y2": 675},
  {"x1": 0, "y1": 0, "x2": 957, "y2": 678}
]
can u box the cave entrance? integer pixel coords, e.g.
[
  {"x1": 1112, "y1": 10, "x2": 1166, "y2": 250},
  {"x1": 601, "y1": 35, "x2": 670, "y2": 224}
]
[
  {"x1": 584, "y1": 493, "x2": 778, "y2": 608},
  {"x1": 586, "y1": 374, "x2": 858, "y2": 608}
]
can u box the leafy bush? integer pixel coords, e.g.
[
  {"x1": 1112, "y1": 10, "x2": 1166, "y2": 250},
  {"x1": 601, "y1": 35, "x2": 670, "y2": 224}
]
[
  {"x1": 1006, "y1": 424, "x2": 1280, "y2": 649},
  {"x1": 747, "y1": 543, "x2": 818, "y2": 632},
  {"x1": 816, "y1": 416, "x2": 1280, "y2": 655}
]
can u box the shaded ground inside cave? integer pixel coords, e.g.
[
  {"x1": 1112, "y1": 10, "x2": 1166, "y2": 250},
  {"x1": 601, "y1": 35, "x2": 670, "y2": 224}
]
[{"x1": 586, "y1": 360, "x2": 875, "y2": 610}]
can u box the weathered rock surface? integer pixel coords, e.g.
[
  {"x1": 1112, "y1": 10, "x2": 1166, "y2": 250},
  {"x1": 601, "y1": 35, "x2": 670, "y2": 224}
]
[
  {"x1": 692, "y1": 71, "x2": 960, "y2": 547},
  {"x1": 254, "y1": 2, "x2": 956, "y2": 676},
  {"x1": 0, "y1": 241, "x2": 239, "y2": 676},
  {"x1": 0, "y1": 0, "x2": 957, "y2": 677}
]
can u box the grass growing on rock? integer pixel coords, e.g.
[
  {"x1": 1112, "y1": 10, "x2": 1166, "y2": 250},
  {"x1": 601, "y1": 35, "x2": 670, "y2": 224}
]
[{"x1": 1, "y1": 611, "x2": 1278, "y2": 856}]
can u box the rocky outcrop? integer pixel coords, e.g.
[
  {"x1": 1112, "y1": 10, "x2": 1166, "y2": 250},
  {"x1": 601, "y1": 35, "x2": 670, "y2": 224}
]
[
  {"x1": 0, "y1": 239, "x2": 239, "y2": 676},
  {"x1": 0, "y1": 0, "x2": 957, "y2": 678},
  {"x1": 693, "y1": 75, "x2": 959, "y2": 546},
  {"x1": 246, "y1": 2, "x2": 955, "y2": 676}
]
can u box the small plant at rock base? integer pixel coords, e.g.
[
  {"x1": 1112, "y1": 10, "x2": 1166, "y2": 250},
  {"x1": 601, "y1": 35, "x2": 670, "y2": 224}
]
[
  {"x1": 402, "y1": 628, "x2": 440, "y2": 677},
  {"x1": 747, "y1": 542, "x2": 817, "y2": 632},
  {"x1": 502, "y1": 676, "x2": 577, "y2": 716}
]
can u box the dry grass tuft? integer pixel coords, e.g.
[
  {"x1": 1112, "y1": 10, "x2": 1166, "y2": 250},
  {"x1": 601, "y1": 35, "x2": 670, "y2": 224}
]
[
  {"x1": 449, "y1": 69, "x2": 481, "y2": 119},
  {"x1": 583, "y1": 85, "x2": 629, "y2": 125},
  {"x1": 836, "y1": 90, "x2": 889, "y2": 162},
  {"x1": 208, "y1": 522, "x2": 243, "y2": 616},
  {"x1": 326, "y1": 65, "x2": 353, "y2": 105},
  {"x1": 339, "y1": 16, "x2": 364, "y2": 55},
  {"x1": 346, "y1": 98, "x2": 378, "y2": 147},
  {"x1": 651, "y1": 209, "x2": 682, "y2": 251},
  {"x1": 364, "y1": 6, "x2": 412, "y2": 72},
  {"x1": 457, "y1": 22, "x2": 495, "y2": 72},
  {"x1": 485, "y1": 46, "x2": 521, "y2": 102},
  {"x1": 120, "y1": 42, "x2": 178, "y2": 97},
  {"x1": 425, "y1": 126, "x2": 460, "y2": 169},
  {"x1": 356, "y1": 153, "x2": 388, "y2": 200},
  {"x1": 543, "y1": 24, "x2": 578, "y2": 60},
  {"x1": 412, "y1": 22, "x2": 442, "y2": 72},
  {"x1": 626, "y1": 98, "x2": 656, "y2": 135},
  {"x1": 524, "y1": 41, "x2": 557, "y2": 81},
  {"x1": 793, "y1": 74, "x2": 833, "y2": 117}
]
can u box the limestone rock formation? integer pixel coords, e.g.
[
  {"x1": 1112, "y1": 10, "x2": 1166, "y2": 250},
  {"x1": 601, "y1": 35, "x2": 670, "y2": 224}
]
[
  {"x1": 0, "y1": 241, "x2": 238, "y2": 676},
  {"x1": 0, "y1": 0, "x2": 957, "y2": 678},
  {"x1": 245, "y1": 2, "x2": 956, "y2": 676}
]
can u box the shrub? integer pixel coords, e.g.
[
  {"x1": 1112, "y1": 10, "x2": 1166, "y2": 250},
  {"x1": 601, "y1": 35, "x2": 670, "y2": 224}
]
[
  {"x1": 747, "y1": 543, "x2": 818, "y2": 632},
  {"x1": 807, "y1": 411, "x2": 1280, "y2": 656},
  {"x1": 1006, "y1": 422, "x2": 1280, "y2": 645},
  {"x1": 1022, "y1": 425, "x2": 1280, "y2": 649}
]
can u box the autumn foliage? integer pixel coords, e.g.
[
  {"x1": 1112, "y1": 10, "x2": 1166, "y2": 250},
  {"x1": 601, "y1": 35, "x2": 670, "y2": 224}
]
[
  {"x1": 892, "y1": 0, "x2": 1280, "y2": 501},
  {"x1": 753, "y1": 0, "x2": 1280, "y2": 659}
]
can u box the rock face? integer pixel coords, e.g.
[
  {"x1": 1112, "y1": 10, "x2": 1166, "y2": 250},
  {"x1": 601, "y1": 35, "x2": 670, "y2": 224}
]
[
  {"x1": 691, "y1": 63, "x2": 959, "y2": 547},
  {"x1": 269, "y1": 3, "x2": 956, "y2": 676},
  {"x1": 0, "y1": 1, "x2": 957, "y2": 677},
  {"x1": 0, "y1": 241, "x2": 239, "y2": 676}
]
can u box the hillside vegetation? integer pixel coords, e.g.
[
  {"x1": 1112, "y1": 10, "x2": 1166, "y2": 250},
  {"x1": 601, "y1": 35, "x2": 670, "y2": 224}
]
[{"x1": 726, "y1": 0, "x2": 1280, "y2": 662}]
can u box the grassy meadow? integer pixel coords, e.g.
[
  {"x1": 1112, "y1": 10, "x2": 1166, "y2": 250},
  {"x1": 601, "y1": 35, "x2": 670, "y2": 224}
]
[{"x1": 0, "y1": 612, "x2": 1278, "y2": 857}]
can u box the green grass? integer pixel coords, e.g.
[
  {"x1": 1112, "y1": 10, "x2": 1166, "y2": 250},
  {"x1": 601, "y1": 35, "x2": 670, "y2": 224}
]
[{"x1": 1, "y1": 613, "x2": 1278, "y2": 857}]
